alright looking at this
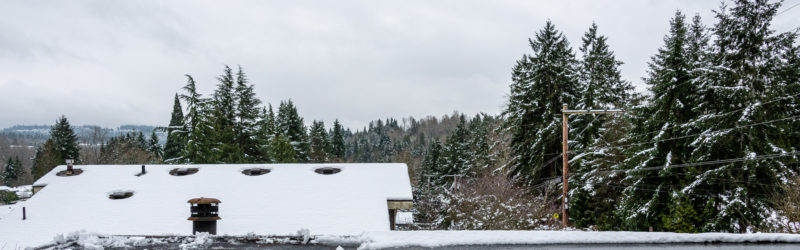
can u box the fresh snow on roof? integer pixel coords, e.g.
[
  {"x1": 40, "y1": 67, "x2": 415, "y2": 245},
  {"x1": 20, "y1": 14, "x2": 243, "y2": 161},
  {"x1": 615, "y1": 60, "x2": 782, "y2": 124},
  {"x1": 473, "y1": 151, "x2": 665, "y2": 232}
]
[
  {"x1": 316, "y1": 231, "x2": 800, "y2": 249},
  {"x1": 0, "y1": 163, "x2": 413, "y2": 247}
]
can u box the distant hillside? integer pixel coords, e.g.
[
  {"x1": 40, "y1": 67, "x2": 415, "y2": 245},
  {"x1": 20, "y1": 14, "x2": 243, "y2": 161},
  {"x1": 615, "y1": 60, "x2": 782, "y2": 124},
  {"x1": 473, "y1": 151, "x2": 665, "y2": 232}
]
[{"x1": 0, "y1": 124, "x2": 165, "y2": 145}]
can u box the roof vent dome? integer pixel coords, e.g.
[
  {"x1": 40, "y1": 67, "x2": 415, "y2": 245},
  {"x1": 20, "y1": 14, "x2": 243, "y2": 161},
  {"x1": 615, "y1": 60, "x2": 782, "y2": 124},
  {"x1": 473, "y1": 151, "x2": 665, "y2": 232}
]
[
  {"x1": 242, "y1": 168, "x2": 271, "y2": 176},
  {"x1": 314, "y1": 167, "x2": 342, "y2": 175}
]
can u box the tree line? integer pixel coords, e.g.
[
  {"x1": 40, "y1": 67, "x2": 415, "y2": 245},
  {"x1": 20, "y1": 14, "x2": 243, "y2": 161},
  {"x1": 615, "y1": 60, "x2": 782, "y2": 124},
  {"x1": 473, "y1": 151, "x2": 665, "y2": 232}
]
[
  {"x1": 160, "y1": 65, "x2": 348, "y2": 165},
  {"x1": 500, "y1": 0, "x2": 800, "y2": 232}
]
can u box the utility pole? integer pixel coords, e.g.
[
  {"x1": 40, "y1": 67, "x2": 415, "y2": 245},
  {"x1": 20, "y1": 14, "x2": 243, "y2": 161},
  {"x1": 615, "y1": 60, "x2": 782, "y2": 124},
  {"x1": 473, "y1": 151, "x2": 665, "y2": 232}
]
[{"x1": 561, "y1": 104, "x2": 623, "y2": 227}]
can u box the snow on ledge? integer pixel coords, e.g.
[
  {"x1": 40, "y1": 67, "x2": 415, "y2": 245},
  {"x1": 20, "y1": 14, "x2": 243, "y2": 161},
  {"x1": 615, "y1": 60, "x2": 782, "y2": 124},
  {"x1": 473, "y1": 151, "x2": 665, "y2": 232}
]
[{"x1": 316, "y1": 231, "x2": 800, "y2": 249}]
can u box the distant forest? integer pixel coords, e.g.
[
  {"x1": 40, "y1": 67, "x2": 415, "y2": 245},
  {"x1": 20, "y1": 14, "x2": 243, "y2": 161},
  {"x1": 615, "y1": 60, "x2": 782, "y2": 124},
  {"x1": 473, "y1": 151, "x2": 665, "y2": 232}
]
[{"x1": 2, "y1": 0, "x2": 799, "y2": 234}]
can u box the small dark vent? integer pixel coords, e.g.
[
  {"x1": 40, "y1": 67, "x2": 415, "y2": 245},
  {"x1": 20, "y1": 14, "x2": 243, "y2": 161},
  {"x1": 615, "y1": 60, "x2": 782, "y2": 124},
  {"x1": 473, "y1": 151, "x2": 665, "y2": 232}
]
[
  {"x1": 109, "y1": 191, "x2": 134, "y2": 200},
  {"x1": 314, "y1": 167, "x2": 342, "y2": 175},
  {"x1": 56, "y1": 169, "x2": 83, "y2": 177},
  {"x1": 242, "y1": 168, "x2": 271, "y2": 176},
  {"x1": 170, "y1": 168, "x2": 199, "y2": 176}
]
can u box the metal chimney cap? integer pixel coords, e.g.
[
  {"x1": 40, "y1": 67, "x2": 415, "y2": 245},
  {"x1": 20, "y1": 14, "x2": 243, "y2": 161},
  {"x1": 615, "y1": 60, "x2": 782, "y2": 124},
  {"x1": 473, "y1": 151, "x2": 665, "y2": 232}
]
[{"x1": 188, "y1": 197, "x2": 221, "y2": 204}]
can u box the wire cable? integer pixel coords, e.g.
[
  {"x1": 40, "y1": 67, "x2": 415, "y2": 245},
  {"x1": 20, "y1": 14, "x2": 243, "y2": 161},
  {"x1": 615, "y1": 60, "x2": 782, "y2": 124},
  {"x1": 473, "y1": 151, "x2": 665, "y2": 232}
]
[
  {"x1": 778, "y1": 1, "x2": 800, "y2": 16},
  {"x1": 570, "y1": 115, "x2": 800, "y2": 154}
]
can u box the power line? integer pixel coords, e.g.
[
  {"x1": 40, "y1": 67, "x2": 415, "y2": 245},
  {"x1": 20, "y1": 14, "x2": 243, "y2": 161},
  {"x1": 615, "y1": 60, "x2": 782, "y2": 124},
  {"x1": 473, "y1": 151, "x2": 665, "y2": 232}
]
[
  {"x1": 570, "y1": 114, "x2": 800, "y2": 154},
  {"x1": 628, "y1": 92, "x2": 800, "y2": 140},
  {"x1": 604, "y1": 151, "x2": 800, "y2": 174},
  {"x1": 777, "y1": 1, "x2": 800, "y2": 16}
]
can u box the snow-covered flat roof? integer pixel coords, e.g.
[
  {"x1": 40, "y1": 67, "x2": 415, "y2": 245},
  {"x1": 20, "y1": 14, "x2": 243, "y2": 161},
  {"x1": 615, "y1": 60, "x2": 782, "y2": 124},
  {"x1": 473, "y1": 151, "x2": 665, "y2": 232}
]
[
  {"x1": 318, "y1": 231, "x2": 800, "y2": 249},
  {"x1": 0, "y1": 163, "x2": 413, "y2": 247}
]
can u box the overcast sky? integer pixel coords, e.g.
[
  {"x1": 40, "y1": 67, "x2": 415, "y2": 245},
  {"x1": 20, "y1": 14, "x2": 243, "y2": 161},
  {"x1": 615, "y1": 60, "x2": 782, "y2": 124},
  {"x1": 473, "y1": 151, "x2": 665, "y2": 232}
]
[{"x1": 0, "y1": 0, "x2": 797, "y2": 130}]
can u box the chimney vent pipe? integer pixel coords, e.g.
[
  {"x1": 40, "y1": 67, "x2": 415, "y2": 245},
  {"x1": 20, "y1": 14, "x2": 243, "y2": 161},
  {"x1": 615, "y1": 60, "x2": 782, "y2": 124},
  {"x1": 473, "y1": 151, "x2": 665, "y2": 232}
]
[{"x1": 66, "y1": 159, "x2": 74, "y2": 173}]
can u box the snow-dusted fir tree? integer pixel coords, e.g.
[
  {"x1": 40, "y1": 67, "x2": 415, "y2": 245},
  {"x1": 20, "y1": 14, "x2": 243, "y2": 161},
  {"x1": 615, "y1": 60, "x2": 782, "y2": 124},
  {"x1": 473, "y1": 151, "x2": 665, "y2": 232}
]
[
  {"x1": 420, "y1": 139, "x2": 447, "y2": 187},
  {"x1": 255, "y1": 105, "x2": 277, "y2": 162},
  {"x1": 277, "y1": 100, "x2": 309, "y2": 162},
  {"x1": 213, "y1": 65, "x2": 242, "y2": 163},
  {"x1": 331, "y1": 119, "x2": 346, "y2": 161},
  {"x1": 147, "y1": 131, "x2": 162, "y2": 160},
  {"x1": 308, "y1": 120, "x2": 330, "y2": 162},
  {"x1": 2, "y1": 157, "x2": 20, "y2": 186},
  {"x1": 234, "y1": 65, "x2": 263, "y2": 163},
  {"x1": 571, "y1": 22, "x2": 633, "y2": 154},
  {"x1": 163, "y1": 94, "x2": 185, "y2": 162},
  {"x1": 502, "y1": 21, "x2": 580, "y2": 185},
  {"x1": 51, "y1": 115, "x2": 80, "y2": 163},
  {"x1": 567, "y1": 22, "x2": 635, "y2": 229},
  {"x1": 572, "y1": 23, "x2": 633, "y2": 151},
  {"x1": 414, "y1": 139, "x2": 448, "y2": 228},
  {"x1": 442, "y1": 115, "x2": 473, "y2": 181},
  {"x1": 180, "y1": 75, "x2": 214, "y2": 164},
  {"x1": 468, "y1": 114, "x2": 495, "y2": 172},
  {"x1": 616, "y1": 11, "x2": 707, "y2": 232},
  {"x1": 270, "y1": 134, "x2": 297, "y2": 163},
  {"x1": 688, "y1": 0, "x2": 798, "y2": 232}
]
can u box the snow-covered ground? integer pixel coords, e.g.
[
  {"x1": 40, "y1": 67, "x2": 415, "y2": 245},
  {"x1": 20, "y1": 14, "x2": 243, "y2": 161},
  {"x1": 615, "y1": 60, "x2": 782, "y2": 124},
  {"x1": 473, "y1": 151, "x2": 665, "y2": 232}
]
[
  {"x1": 0, "y1": 164, "x2": 413, "y2": 248},
  {"x1": 0, "y1": 185, "x2": 32, "y2": 200}
]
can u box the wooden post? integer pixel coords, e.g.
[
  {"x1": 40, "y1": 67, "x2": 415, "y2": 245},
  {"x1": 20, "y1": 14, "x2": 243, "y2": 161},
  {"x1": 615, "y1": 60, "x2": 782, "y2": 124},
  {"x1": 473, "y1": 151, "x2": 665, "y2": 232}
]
[
  {"x1": 23, "y1": 207, "x2": 26, "y2": 220},
  {"x1": 141, "y1": 165, "x2": 146, "y2": 175},
  {"x1": 388, "y1": 209, "x2": 397, "y2": 230},
  {"x1": 560, "y1": 107, "x2": 624, "y2": 228},
  {"x1": 561, "y1": 104, "x2": 569, "y2": 227}
]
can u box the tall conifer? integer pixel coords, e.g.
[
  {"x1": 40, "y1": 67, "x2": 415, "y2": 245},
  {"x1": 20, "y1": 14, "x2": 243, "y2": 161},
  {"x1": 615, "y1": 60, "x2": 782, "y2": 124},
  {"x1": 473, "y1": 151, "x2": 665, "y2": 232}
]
[
  {"x1": 213, "y1": 65, "x2": 242, "y2": 163},
  {"x1": 163, "y1": 94, "x2": 185, "y2": 162},
  {"x1": 51, "y1": 115, "x2": 80, "y2": 163},
  {"x1": 234, "y1": 65, "x2": 263, "y2": 162},
  {"x1": 331, "y1": 119, "x2": 346, "y2": 160},
  {"x1": 502, "y1": 21, "x2": 580, "y2": 185},
  {"x1": 308, "y1": 121, "x2": 330, "y2": 162},
  {"x1": 689, "y1": 0, "x2": 795, "y2": 232},
  {"x1": 617, "y1": 11, "x2": 704, "y2": 231}
]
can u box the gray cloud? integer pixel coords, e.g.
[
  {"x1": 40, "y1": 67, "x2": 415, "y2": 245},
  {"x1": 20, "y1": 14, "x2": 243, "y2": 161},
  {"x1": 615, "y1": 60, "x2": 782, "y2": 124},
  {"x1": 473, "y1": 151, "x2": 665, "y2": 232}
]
[{"x1": 0, "y1": 0, "x2": 797, "y2": 130}]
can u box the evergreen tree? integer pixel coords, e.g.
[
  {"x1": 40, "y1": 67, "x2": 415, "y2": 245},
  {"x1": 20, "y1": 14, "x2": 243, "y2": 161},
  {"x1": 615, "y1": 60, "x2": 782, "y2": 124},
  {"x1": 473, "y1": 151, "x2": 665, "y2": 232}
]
[
  {"x1": 147, "y1": 131, "x2": 162, "y2": 160},
  {"x1": 414, "y1": 139, "x2": 449, "y2": 229},
  {"x1": 234, "y1": 65, "x2": 263, "y2": 162},
  {"x1": 421, "y1": 139, "x2": 447, "y2": 187},
  {"x1": 502, "y1": 21, "x2": 580, "y2": 185},
  {"x1": 688, "y1": 0, "x2": 796, "y2": 232},
  {"x1": 31, "y1": 139, "x2": 61, "y2": 181},
  {"x1": 271, "y1": 135, "x2": 297, "y2": 163},
  {"x1": 569, "y1": 25, "x2": 635, "y2": 227},
  {"x1": 331, "y1": 119, "x2": 346, "y2": 161},
  {"x1": 308, "y1": 120, "x2": 330, "y2": 162},
  {"x1": 2, "y1": 157, "x2": 20, "y2": 186},
  {"x1": 135, "y1": 132, "x2": 147, "y2": 150},
  {"x1": 442, "y1": 115, "x2": 474, "y2": 181},
  {"x1": 572, "y1": 22, "x2": 634, "y2": 159},
  {"x1": 255, "y1": 105, "x2": 277, "y2": 163},
  {"x1": 469, "y1": 114, "x2": 495, "y2": 171},
  {"x1": 212, "y1": 65, "x2": 242, "y2": 163},
  {"x1": 180, "y1": 74, "x2": 214, "y2": 164},
  {"x1": 163, "y1": 93, "x2": 185, "y2": 162},
  {"x1": 50, "y1": 115, "x2": 80, "y2": 163},
  {"x1": 277, "y1": 100, "x2": 309, "y2": 161},
  {"x1": 616, "y1": 11, "x2": 706, "y2": 231}
]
